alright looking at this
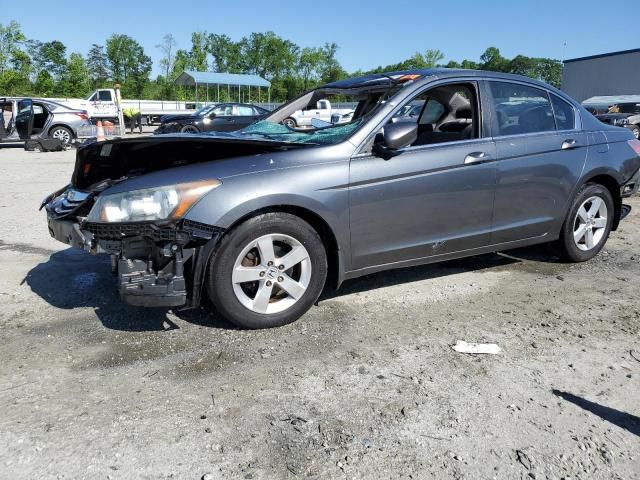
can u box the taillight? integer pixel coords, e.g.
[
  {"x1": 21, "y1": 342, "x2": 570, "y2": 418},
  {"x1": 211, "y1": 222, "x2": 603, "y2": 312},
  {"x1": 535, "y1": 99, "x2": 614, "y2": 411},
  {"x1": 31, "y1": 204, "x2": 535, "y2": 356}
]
[
  {"x1": 628, "y1": 139, "x2": 640, "y2": 156},
  {"x1": 75, "y1": 112, "x2": 89, "y2": 120}
]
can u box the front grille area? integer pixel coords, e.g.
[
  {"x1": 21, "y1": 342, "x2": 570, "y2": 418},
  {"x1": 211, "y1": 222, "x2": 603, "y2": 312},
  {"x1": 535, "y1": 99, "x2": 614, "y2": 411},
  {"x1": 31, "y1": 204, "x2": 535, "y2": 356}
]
[
  {"x1": 84, "y1": 219, "x2": 222, "y2": 243},
  {"x1": 85, "y1": 222, "x2": 181, "y2": 242}
]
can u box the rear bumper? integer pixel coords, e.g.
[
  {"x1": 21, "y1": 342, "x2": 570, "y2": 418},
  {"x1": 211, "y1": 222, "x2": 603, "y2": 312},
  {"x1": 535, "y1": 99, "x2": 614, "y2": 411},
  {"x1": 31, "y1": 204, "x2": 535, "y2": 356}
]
[{"x1": 621, "y1": 168, "x2": 640, "y2": 198}]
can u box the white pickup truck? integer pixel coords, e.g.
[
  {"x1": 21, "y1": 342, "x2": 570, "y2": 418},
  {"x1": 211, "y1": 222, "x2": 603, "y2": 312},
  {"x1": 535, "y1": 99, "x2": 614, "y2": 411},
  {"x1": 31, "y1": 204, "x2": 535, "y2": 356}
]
[
  {"x1": 283, "y1": 100, "x2": 354, "y2": 128},
  {"x1": 53, "y1": 89, "x2": 199, "y2": 125}
]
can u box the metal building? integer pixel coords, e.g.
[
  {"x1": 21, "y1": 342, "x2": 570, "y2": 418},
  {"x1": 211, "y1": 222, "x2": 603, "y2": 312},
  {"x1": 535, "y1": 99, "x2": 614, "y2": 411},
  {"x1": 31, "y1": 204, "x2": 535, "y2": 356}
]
[
  {"x1": 562, "y1": 48, "x2": 640, "y2": 102},
  {"x1": 174, "y1": 71, "x2": 271, "y2": 104}
]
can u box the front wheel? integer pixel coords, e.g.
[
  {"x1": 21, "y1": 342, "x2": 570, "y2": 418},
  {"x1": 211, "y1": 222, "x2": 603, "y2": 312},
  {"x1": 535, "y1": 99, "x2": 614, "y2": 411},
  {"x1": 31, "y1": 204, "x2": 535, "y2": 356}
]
[
  {"x1": 180, "y1": 124, "x2": 199, "y2": 133},
  {"x1": 283, "y1": 118, "x2": 297, "y2": 129},
  {"x1": 207, "y1": 212, "x2": 328, "y2": 329},
  {"x1": 554, "y1": 183, "x2": 614, "y2": 262},
  {"x1": 629, "y1": 125, "x2": 640, "y2": 139}
]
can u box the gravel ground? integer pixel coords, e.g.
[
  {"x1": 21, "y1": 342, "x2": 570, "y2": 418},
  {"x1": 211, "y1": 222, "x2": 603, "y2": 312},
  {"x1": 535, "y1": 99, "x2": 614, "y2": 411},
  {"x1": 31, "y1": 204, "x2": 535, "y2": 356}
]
[{"x1": 0, "y1": 144, "x2": 639, "y2": 480}]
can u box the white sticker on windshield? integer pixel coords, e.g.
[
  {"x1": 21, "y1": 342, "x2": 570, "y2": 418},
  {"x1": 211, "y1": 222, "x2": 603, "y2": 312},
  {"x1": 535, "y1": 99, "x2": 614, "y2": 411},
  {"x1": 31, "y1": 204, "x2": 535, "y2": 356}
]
[{"x1": 100, "y1": 143, "x2": 112, "y2": 157}]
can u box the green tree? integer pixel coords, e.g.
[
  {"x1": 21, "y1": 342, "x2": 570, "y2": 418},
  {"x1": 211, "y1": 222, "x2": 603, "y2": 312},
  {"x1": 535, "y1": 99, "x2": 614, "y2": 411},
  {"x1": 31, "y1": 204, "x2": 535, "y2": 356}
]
[
  {"x1": 298, "y1": 47, "x2": 324, "y2": 90},
  {"x1": 417, "y1": 49, "x2": 445, "y2": 68},
  {"x1": 105, "y1": 34, "x2": 152, "y2": 97},
  {"x1": 208, "y1": 33, "x2": 242, "y2": 73},
  {"x1": 87, "y1": 44, "x2": 110, "y2": 87},
  {"x1": 189, "y1": 31, "x2": 208, "y2": 71},
  {"x1": 479, "y1": 47, "x2": 509, "y2": 72},
  {"x1": 0, "y1": 20, "x2": 25, "y2": 75},
  {"x1": 34, "y1": 69, "x2": 55, "y2": 96},
  {"x1": 59, "y1": 52, "x2": 90, "y2": 97},
  {"x1": 38, "y1": 40, "x2": 67, "y2": 78}
]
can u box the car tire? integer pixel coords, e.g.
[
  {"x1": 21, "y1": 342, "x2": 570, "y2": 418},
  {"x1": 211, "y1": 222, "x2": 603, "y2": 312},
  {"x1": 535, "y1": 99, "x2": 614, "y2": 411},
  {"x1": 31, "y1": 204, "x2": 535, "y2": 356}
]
[
  {"x1": 180, "y1": 125, "x2": 199, "y2": 133},
  {"x1": 49, "y1": 126, "x2": 73, "y2": 144},
  {"x1": 207, "y1": 212, "x2": 328, "y2": 329},
  {"x1": 283, "y1": 118, "x2": 297, "y2": 128},
  {"x1": 554, "y1": 183, "x2": 614, "y2": 262},
  {"x1": 630, "y1": 125, "x2": 640, "y2": 139}
]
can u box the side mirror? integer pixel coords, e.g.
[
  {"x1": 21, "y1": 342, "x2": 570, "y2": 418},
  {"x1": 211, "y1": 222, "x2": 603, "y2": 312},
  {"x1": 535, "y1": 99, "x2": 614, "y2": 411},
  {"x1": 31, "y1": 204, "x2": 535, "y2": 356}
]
[
  {"x1": 373, "y1": 122, "x2": 417, "y2": 159},
  {"x1": 208, "y1": 112, "x2": 217, "y2": 119}
]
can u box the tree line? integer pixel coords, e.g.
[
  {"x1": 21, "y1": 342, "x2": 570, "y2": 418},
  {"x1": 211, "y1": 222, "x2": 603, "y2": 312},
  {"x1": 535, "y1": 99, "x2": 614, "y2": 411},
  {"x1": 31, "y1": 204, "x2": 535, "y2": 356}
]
[{"x1": 0, "y1": 20, "x2": 563, "y2": 103}]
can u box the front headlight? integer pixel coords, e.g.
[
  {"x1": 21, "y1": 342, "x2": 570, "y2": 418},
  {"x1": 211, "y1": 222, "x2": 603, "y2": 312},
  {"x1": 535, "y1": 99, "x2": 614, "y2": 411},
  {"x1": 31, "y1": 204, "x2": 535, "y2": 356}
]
[
  {"x1": 617, "y1": 118, "x2": 629, "y2": 125},
  {"x1": 87, "y1": 180, "x2": 221, "y2": 223}
]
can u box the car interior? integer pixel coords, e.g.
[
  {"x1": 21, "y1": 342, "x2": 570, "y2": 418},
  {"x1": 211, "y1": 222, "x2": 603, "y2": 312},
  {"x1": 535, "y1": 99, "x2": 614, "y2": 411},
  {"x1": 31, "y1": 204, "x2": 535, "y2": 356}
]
[
  {"x1": 32, "y1": 103, "x2": 51, "y2": 135},
  {"x1": 0, "y1": 101, "x2": 13, "y2": 135},
  {"x1": 490, "y1": 82, "x2": 557, "y2": 136},
  {"x1": 391, "y1": 83, "x2": 479, "y2": 146}
]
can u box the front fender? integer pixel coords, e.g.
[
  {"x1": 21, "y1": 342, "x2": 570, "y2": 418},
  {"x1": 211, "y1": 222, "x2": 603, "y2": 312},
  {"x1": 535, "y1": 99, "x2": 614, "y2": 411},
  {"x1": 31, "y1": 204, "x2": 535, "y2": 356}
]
[{"x1": 184, "y1": 161, "x2": 351, "y2": 275}]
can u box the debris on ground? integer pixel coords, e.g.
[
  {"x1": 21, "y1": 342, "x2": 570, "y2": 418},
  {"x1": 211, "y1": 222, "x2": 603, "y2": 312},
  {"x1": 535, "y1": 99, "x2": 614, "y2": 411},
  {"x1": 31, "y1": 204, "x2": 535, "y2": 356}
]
[{"x1": 452, "y1": 340, "x2": 502, "y2": 355}]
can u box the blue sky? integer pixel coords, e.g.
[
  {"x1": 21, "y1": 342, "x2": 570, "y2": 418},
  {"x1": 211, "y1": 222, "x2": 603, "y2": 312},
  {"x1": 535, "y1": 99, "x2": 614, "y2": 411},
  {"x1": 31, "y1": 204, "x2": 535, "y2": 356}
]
[{"x1": 3, "y1": 0, "x2": 638, "y2": 75}]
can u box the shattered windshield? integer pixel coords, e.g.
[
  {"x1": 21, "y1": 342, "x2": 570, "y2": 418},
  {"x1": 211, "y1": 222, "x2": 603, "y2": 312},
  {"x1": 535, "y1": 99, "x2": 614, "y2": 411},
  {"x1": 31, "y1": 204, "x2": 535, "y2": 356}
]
[
  {"x1": 240, "y1": 119, "x2": 364, "y2": 145},
  {"x1": 238, "y1": 80, "x2": 407, "y2": 145}
]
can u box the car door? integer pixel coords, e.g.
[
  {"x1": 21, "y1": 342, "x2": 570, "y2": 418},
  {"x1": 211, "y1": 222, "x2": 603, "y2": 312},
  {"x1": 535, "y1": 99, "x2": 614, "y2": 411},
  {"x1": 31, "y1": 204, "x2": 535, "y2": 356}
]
[
  {"x1": 15, "y1": 99, "x2": 34, "y2": 140},
  {"x1": 205, "y1": 105, "x2": 236, "y2": 132},
  {"x1": 349, "y1": 81, "x2": 497, "y2": 271},
  {"x1": 232, "y1": 105, "x2": 260, "y2": 130},
  {"x1": 487, "y1": 81, "x2": 588, "y2": 244}
]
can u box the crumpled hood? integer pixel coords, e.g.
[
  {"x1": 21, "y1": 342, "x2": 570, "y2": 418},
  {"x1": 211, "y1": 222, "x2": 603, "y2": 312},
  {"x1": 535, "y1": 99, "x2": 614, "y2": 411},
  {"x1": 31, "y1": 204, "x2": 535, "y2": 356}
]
[{"x1": 71, "y1": 132, "x2": 309, "y2": 191}]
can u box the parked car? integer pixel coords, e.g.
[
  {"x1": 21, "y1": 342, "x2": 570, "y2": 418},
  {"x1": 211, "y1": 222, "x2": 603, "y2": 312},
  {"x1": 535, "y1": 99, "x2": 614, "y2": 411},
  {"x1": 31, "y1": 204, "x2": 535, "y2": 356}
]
[
  {"x1": 283, "y1": 99, "x2": 354, "y2": 128},
  {"x1": 593, "y1": 103, "x2": 640, "y2": 139},
  {"x1": 43, "y1": 69, "x2": 640, "y2": 329},
  {"x1": 0, "y1": 97, "x2": 90, "y2": 145},
  {"x1": 154, "y1": 103, "x2": 269, "y2": 134}
]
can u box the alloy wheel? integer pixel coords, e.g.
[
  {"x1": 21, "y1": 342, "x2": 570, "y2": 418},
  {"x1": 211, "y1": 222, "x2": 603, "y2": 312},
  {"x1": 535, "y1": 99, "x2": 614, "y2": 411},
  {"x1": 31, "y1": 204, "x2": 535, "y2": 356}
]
[
  {"x1": 232, "y1": 234, "x2": 312, "y2": 314},
  {"x1": 51, "y1": 128, "x2": 71, "y2": 144},
  {"x1": 573, "y1": 196, "x2": 608, "y2": 251}
]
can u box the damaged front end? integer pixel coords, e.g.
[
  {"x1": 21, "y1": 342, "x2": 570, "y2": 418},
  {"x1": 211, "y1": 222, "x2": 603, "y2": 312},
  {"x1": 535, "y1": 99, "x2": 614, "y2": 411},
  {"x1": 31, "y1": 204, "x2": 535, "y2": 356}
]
[
  {"x1": 44, "y1": 187, "x2": 223, "y2": 308},
  {"x1": 41, "y1": 134, "x2": 305, "y2": 309}
]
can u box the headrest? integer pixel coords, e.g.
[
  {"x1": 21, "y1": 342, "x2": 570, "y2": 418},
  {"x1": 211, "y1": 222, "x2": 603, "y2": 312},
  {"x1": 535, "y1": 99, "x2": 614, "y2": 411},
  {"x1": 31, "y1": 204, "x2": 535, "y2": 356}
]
[{"x1": 455, "y1": 107, "x2": 472, "y2": 119}]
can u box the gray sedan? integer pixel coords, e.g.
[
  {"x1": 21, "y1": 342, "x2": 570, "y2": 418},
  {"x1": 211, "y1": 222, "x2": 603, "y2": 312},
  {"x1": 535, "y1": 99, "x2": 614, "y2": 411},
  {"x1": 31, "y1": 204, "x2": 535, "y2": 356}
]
[
  {"x1": 0, "y1": 97, "x2": 90, "y2": 145},
  {"x1": 43, "y1": 69, "x2": 640, "y2": 329}
]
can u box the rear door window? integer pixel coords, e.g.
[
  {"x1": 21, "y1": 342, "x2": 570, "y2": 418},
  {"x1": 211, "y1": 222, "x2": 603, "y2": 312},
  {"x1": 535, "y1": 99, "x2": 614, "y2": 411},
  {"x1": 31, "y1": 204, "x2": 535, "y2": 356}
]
[
  {"x1": 550, "y1": 94, "x2": 576, "y2": 130},
  {"x1": 489, "y1": 82, "x2": 555, "y2": 136},
  {"x1": 237, "y1": 105, "x2": 254, "y2": 116}
]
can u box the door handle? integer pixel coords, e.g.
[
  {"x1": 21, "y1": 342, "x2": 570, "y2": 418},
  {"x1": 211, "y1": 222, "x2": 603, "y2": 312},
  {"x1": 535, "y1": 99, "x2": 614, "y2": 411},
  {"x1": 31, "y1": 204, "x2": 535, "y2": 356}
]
[
  {"x1": 464, "y1": 152, "x2": 493, "y2": 165},
  {"x1": 562, "y1": 139, "x2": 577, "y2": 150}
]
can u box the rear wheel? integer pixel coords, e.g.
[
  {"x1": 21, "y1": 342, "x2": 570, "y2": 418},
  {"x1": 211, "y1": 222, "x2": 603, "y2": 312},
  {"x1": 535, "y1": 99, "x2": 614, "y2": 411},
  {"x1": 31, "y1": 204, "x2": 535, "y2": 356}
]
[
  {"x1": 555, "y1": 183, "x2": 614, "y2": 262},
  {"x1": 283, "y1": 118, "x2": 297, "y2": 129},
  {"x1": 207, "y1": 212, "x2": 327, "y2": 329},
  {"x1": 180, "y1": 124, "x2": 199, "y2": 133},
  {"x1": 49, "y1": 126, "x2": 72, "y2": 144}
]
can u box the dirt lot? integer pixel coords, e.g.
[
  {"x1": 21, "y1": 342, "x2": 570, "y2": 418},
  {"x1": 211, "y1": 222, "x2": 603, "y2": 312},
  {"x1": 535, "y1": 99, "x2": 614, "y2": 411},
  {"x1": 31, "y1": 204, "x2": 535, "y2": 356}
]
[{"x1": 0, "y1": 144, "x2": 639, "y2": 480}]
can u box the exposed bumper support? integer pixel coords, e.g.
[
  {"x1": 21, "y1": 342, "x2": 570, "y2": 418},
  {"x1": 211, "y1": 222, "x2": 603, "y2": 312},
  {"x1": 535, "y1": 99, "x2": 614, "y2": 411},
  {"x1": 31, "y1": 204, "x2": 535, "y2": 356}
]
[
  {"x1": 118, "y1": 251, "x2": 191, "y2": 307},
  {"x1": 621, "y1": 168, "x2": 640, "y2": 198},
  {"x1": 46, "y1": 213, "x2": 224, "y2": 309}
]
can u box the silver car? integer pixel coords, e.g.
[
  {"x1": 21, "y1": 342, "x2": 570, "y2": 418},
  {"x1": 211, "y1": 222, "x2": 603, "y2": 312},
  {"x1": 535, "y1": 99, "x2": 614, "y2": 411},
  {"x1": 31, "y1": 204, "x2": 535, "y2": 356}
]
[
  {"x1": 43, "y1": 69, "x2": 640, "y2": 329},
  {"x1": 0, "y1": 97, "x2": 91, "y2": 145}
]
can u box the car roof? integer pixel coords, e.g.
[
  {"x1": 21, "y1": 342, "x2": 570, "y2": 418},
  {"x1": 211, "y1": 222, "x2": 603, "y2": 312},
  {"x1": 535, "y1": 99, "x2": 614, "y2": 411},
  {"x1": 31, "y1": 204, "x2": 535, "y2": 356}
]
[{"x1": 322, "y1": 68, "x2": 553, "y2": 90}]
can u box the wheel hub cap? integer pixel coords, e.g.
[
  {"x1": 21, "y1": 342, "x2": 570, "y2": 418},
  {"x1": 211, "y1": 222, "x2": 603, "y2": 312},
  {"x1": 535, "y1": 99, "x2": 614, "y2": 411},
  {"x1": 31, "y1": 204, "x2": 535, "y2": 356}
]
[
  {"x1": 232, "y1": 233, "x2": 312, "y2": 315},
  {"x1": 573, "y1": 195, "x2": 608, "y2": 251}
]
